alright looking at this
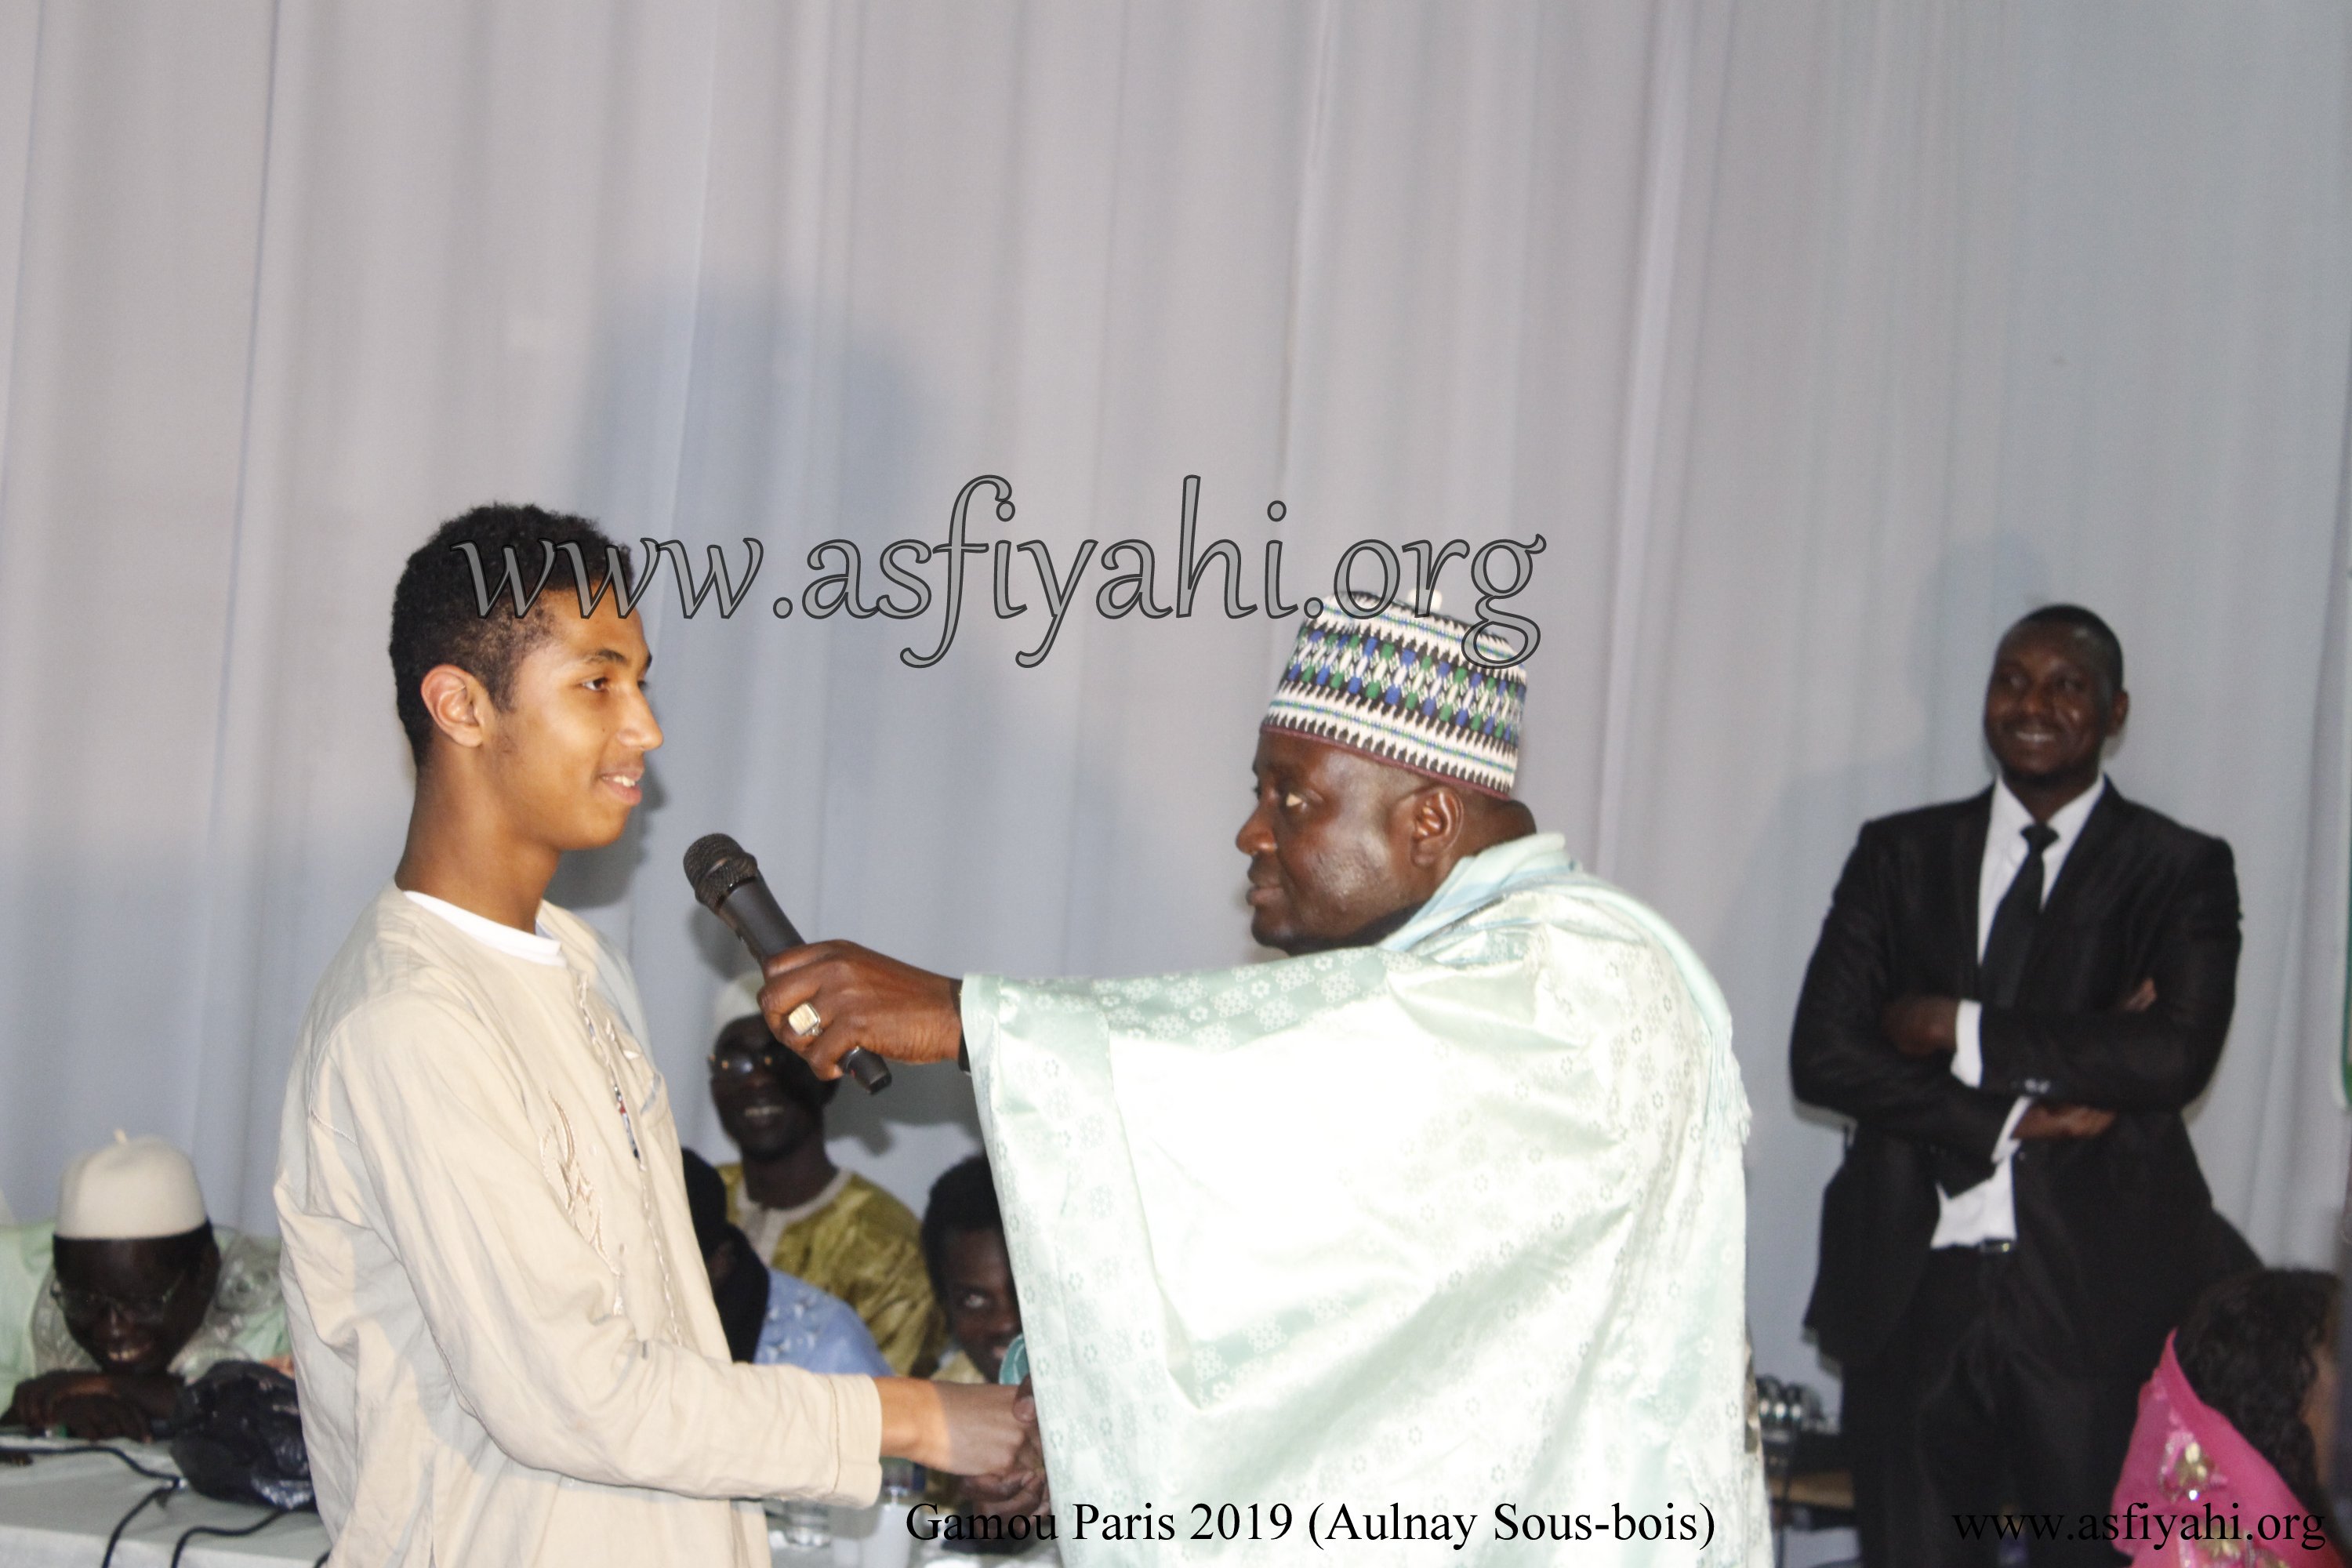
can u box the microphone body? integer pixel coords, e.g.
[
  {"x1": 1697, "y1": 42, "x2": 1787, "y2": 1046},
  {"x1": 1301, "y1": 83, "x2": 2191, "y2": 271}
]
[
  {"x1": 706, "y1": 874, "x2": 807, "y2": 961},
  {"x1": 685, "y1": 835, "x2": 892, "y2": 1093}
]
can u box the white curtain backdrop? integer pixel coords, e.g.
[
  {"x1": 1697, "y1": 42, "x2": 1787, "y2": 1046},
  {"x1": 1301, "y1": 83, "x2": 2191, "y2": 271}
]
[{"x1": 1, "y1": 1, "x2": 2347, "y2": 1432}]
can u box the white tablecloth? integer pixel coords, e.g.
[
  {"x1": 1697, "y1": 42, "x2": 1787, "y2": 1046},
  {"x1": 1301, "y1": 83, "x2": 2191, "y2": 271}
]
[
  {"x1": 0, "y1": 1441, "x2": 328, "y2": 1566},
  {"x1": 0, "y1": 1440, "x2": 1062, "y2": 1568}
]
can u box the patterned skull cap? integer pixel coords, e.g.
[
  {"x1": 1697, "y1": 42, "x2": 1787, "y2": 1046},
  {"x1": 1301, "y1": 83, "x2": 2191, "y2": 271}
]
[{"x1": 1261, "y1": 604, "x2": 1526, "y2": 798}]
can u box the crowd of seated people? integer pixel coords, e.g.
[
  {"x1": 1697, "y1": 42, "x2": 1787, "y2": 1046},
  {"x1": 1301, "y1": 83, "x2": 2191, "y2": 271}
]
[
  {"x1": 0, "y1": 1018, "x2": 1013, "y2": 1467},
  {"x1": 699, "y1": 1016, "x2": 1042, "y2": 1539},
  {"x1": 682, "y1": 1145, "x2": 889, "y2": 1376},
  {"x1": 2, "y1": 1004, "x2": 2340, "y2": 1566},
  {"x1": 705, "y1": 1011, "x2": 946, "y2": 1376}
]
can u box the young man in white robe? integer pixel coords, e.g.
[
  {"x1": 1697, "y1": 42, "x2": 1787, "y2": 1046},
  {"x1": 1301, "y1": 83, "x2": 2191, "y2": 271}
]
[
  {"x1": 274, "y1": 505, "x2": 1033, "y2": 1567},
  {"x1": 756, "y1": 604, "x2": 1770, "y2": 1566}
]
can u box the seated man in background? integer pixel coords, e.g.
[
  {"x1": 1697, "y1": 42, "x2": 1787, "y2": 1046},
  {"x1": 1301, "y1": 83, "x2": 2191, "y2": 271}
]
[
  {"x1": 920, "y1": 1156, "x2": 1044, "y2": 1536},
  {"x1": 2, "y1": 1133, "x2": 286, "y2": 1441},
  {"x1": 682, "y1": 1149, "x2": 889, "y2": 1377},
  {"x1": 922, "y1": 1156, "x2": 1021, "y2": 1388},
  {"x1": 708, "y1": 1012, "x2": 945, "y2": 1375}
]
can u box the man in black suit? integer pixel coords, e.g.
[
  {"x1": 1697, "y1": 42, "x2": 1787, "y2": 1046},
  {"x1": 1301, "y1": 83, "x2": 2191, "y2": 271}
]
[{"x1": 1793, "y1": 604, "x2": 2247, "y2": 1567}]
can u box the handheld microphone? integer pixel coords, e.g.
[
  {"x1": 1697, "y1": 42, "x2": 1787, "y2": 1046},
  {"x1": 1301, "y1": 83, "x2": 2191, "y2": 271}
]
[{"x1": 684, "y1": 833, "x2": 892, "y2": 1093}]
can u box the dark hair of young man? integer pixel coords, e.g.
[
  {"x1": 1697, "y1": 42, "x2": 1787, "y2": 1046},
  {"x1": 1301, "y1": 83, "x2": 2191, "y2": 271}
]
[
  {"x1": 387, "y1": 503, "x2": 634, "y2": 766},
  {"x1": 2176, "y1": 1267, "x2": 2339, "y2": 1526},
  {"x1": 920, "y1": 1156, "x2": 1004, "y2": 1293}
]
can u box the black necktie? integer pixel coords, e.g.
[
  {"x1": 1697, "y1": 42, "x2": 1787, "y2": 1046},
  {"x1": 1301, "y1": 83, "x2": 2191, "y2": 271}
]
[
  {"x1": 1933, "y1": 822, "x2": 2060, "y2": 1198},
  {"x1": 1980, "y1": 822, "x2": 2060, "y2": 1009}
]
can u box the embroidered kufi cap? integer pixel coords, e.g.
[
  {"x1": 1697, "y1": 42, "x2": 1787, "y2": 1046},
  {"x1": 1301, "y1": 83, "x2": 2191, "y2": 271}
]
[
  {"x1": 56, "y1": 1131, "x2": 208, "y2": 1240},
  {"x1": 1262, "y1": 604, "x2": 1526, "y2": 797}
]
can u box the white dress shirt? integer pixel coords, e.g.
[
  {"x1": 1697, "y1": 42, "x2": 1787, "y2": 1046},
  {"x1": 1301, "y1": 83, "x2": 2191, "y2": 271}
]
[
  {"x1": 403, "y1": 888, "x2": 565, "y2": 964},
  {"x1": 1929, "y1": 774, "x2": 2107, "y2": 1248}
]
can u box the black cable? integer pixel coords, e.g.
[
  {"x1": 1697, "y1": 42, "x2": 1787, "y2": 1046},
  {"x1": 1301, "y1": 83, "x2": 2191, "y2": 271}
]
[
  {"x1": 170, "y1": 1507, "x2": 292, "y2": 1566},
  {"x1": 314, "y1": 1549, "x2": 332, "y2": 1567},
  {"x1": 100, "y1": 1481, "x2": 176, "y2": 1568},
  {"x1": 0, "y1": 1439, "x2": 180, "y2": 1483}
]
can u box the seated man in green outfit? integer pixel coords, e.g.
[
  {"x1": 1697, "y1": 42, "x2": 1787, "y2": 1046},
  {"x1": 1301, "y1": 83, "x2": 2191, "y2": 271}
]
[
  {"x1": 706, "y1": 1012, "x2": 946, "y2": 1376},
  {"x1": 2, "y1": 1133, "x2": 287, "y2": 1441}
]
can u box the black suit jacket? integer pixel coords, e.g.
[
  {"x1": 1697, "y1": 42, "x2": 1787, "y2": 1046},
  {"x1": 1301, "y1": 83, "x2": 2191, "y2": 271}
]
[{"x1": 1792, "y1": 783, "x2": 2244, "y2": 1377}]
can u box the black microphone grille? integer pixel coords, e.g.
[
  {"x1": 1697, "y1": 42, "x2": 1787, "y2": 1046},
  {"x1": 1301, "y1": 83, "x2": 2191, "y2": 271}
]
[{"x1": 684, "y1": 833, "x2": 760, "y2": 911}]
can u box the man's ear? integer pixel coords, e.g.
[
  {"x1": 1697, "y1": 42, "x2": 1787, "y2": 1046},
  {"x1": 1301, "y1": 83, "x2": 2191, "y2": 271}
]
[
  {"x1": 1403, "y1": 783, "x2": 1467, "y2": 867},
  {"x1": 2106, "y1": 688, "x2": 2131, "y2": 743},
  {"x1": 419, "y1": 664, "x2": 493, "y2": 753}
]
